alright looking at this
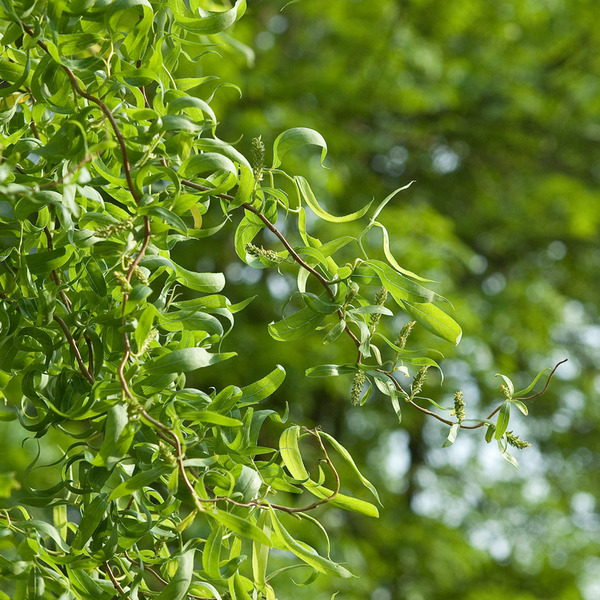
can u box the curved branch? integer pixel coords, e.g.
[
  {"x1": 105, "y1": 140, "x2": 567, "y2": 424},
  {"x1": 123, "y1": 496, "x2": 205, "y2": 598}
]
[{"x1": 53, "y1": 315, "x2": 94, "y2": 385}]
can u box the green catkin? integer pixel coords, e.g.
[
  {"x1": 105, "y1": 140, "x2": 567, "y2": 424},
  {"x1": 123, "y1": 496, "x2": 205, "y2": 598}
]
[
  {"x1": 369, "y1": 287, "x2": 388, "y2": 333},
  {"x1": 113, "y1": 271, "x2": 132, "y2": 293},
  {"x1": 124, "y1": 257, "x2": 150, "y2": 285},
  {"x1": 351, "y1": 370, "x2": 366, "y2": 405},
  {"x1": 396, "y1": 320, "x2": 416, "y2": 350},
  {"x1": 252, "y1": 135, "x2": 265, "y2": 182},
  {"x1": 159, "y1": 441, "x2": 177, "y2": 466},
  {"x1": 95, "y1": 218, "x2": 134, "y2": 238},
  {"x1": 410, "y1": 366, "x2": 429, "y2": 400},
  {"x1": 136, "y1": 328, "x2": 157, "y2": 356},
  {"x1": 452, "y1": 391, "x2": 466, "y2": 422},
  {"x1": 344, "y1": 281, "x2": 359, "y2": 307},
  {"x1": 506, "y1": 431, "x2": 531, "y2": 449},
  {"x1": 245, "y1": 243, "x2": 282, "y2": 263}
]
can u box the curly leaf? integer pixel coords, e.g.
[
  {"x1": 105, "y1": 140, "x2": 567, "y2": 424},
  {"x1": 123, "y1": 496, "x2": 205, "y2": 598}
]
[
  {"x1": 272, "y1": 127, "x2": 328, "y2": 168},
  {"x1": 295, "y1": 176, "x2": 371, "y2": 223}
]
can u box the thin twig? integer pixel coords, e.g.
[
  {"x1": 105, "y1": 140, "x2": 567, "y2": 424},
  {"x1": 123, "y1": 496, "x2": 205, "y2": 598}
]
[
  {"x1": 517, "y1": 359, "x2": 568, "y2": 401},
  {"x1": 123, "y1": 551, "x2": 212, "y2": 600},
  {"x1": 382, "y1": 359, "x2": 567, "y2": 431},
  {"x1": 103, "y1": 561, "x2": 131, "y2": 600},
  {"x1": 178, "y1": 176, "x2": 361, "y2": 351},
  {"x1": 21, "y1": 23, "x2": 139, "y2": 204},
  {"x1": 53, "y1": 315, "x2": 95, "y2": 385}
]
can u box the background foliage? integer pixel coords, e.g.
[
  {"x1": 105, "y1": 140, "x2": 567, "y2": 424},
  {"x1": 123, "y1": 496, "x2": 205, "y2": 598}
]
[
  {"x1": 0, "y1": 0, "x2": 598, "y2": 599},
  {"x1": 193, "y1": 1, "x2": 600, "y2": 598}
]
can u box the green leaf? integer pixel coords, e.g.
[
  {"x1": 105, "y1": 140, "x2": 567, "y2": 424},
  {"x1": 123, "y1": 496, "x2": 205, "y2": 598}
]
[
  {"x1": 232, "y1": 465, "x2": 262, "y2": 502},
  {"x1": 368, "y1": 221, "x2": 431, "y2": 281},
  {"x1": 240, "y1": 365, "x2": 286, "y2": 405},
  {"x1": 495, "y1": 401, "x2": 511, "y2": 440},
  {"x1": 211, "y1": 509, "x2": 271, "y2": 546},
  {"x1": 513, "y1": 367, "x2": 550, "y2": 397},
  {"x1": 279, "y1": 426, "x2": 310, "y2": 480},
  {"x1": 268, "y1": 508, "x2": 353, "y2": 578},
  {"x1": 144, "y1": 348, "x2": 236, "y2": 374},
  {"x1": 108, "y1": 466, "x2": 171, "y2": 500},
  {"x1": 174, "y1": 264, "x2": 225, "y2": 292},
  {"x1": 229, "y1": 573, "x2": 253, "y2": 600},
  {"x1": 495, "y1": 373, "x2": 514, "y2": 397},
  {"x1": 401, "y1": 300, "x2": 462, "y2": 345},
  {"x1": 155, "y1": 547, "x2": 196, "y2": 600},
  {"x1": 180, "y1": 152, "x2": 238, "y2": 178},
  {"x1": 272, "y1": 127, "x2": 328, "y2": 169},
  {"x1": 279, "y1": 426, "x2": 379, "y2": 517},
  {"x1": 134, "y1": 304, "x2": 157, "y2": 352},
  {"x1": 369, "y1": 180, "x2": 415, "y2": 222},
  {"x1": 295, "y1": 176, "x2": 371, "y2": 223},
  {"x1": 203, "y1": 525, "x2": 223, "y2": 580},
  {"x1": 268, "y1": 306, "x2": 326, "y2": 341},
  {"x1": 92, "y1": 404, "x2": 132, "y2": 468},
  {"x1": 498, "y1": 443, "x2": 520, "y2": 470},
  {"x1": 442, "y1": 423, "x2": 460, "y2": 448},
  {"x1": 72, "y1": 494, "x2": 109, "y2": 551},
  {"x1": 370, "y1": 371, "x2": 403, "y2": 422},
  {"x1": 319, "y1": 431, "x2": 381, "y2": 505},
  {"x1": 298, "y1": 292, "x2": 342, "y2": 315},
  {"x1": 179, "y1": 409, "x2": 242, "y2": 427},
  {"x1": 234, "y1": 214, "x2": 263, "y2": 262},
  {"x1": 145, "y1": 205, "x2": 188, "y2": 234},
  {"x1": 26, "y1": 247, "x2": 73, "y2": 275},
  {"x1": 512, "y1": 400, "x2": 528, "y2": 416},
  {"x1": 173, "y1": 0, "x2": 247, "y2": 34},
  {"x1": 252, "y1": 512, "x2": 270, "y2": 589},
  {"x1": 322, "y1": 320, "x2": 347, "y2": 344},
  {"x1": 362, "y1": 260, "x2": 442, "y2": 304},
  {"x1": 305, "y1": 364, "x2": 356, "y2": 378}
]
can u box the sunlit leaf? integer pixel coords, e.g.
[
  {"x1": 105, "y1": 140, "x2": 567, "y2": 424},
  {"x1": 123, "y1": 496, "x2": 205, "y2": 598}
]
[
  {"x1": 144, "y1": 348, "x2": 236, "y2": 374},
  {"x1": 272, "y1": 127, "x2": 328, "y2": 169}
]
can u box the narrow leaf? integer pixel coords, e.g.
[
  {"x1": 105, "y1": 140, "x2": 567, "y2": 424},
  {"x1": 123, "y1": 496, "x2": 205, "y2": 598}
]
[
  {"x1": 295, "y1": 176, "x2": 371, "y2": 223},
  {"x1": 494, "y1": 401, "x2": 511, "y2": 440},
  {"x1": 155, "y1": 547, "x2": 196, "y2": 600},
  {"x1": 211, "y1": 510, "x2": 271, "y2": 546},
  {"x1": 144, "y1": 348, "x2": 236, "y2": 374},
  {"x1": 272, "y1": 127, "x2": 327, "y2": 169},
  {"x1": 108, "y1": 466, "x2": 171, "y2": 500},
  {"x1": 442, "y1": 423, "x2": 460, "y2": 448},
  {"x1": 319, "y1": 431, "x2": 381, "y2": 505},
  {"x1": 401, "y1": 301, "x2": 462, "y2": 345},
  {"x1": 240, "y1": 365, "x2": 286, "y2": 405},
  {"x1": 268, "y1": 508, "x2": 353, "y2": 578},
  {"x1": 513, "y1": 367, "x2": 550, "y2": 397}
]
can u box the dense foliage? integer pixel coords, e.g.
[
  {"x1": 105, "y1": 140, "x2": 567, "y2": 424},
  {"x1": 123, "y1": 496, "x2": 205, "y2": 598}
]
[{"x1": 0, "y1": 1, "x2": 591, "y2": 599}]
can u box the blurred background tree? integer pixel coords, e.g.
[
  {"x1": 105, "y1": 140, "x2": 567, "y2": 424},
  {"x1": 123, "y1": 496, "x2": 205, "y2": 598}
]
[{"x1": 187, "y1": 0, "x2": 599, "y2": 598}]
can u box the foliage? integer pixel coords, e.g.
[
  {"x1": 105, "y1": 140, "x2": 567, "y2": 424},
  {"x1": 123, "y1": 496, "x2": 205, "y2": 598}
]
[{"x1": 0, "y1": 1, "x2": 567, "y2": 599}]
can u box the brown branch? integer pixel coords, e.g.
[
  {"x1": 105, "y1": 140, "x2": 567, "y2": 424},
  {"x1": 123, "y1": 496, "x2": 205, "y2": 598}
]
[
  {"x1": 517, "y1": 359, "x2": 568, "y2": 401},
  {"x1": 53, "y1": 315, "x2": 94, "y2": 385},
  {"x1": 22, "y1": 22, "x2": 139, "y2": 203},
  {"x1": 177, "y1": 176, "x2": 361, "y2": 351},
  {"x1": 123, "y1": 551, "x2": 212, "y2": 600},
  {"x1": 103, "y1": 561, "x2": 131, "y2": 600},
  {"x1": 381, "y1": 359, "x2": 568, "y2": 432}
]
